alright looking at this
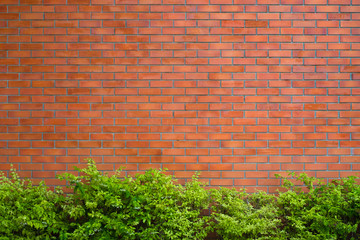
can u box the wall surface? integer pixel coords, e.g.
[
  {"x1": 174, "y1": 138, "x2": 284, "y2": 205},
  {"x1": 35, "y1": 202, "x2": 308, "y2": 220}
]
[{"x1": 0, "y1": 0, "x2": 359, "y2": 192}]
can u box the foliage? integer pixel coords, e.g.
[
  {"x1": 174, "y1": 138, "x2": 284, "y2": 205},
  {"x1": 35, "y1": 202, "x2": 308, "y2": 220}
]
[
  {"x1": 0, "y1": 169, "x2": 66, "y2": 239},
  {"x1": 210, "y1": 173, "x2": 360, "y2": 240},
  {"x1": 211, "y1": 188, "x2": 286, "y2": 240},
  {"x1": 57, "y1": 159, "x2": 212, "y2": 240},
  {"x1": 0, "y1": 160, "x2": 359, "y2": 240},
  {"x1": 276, "y1": 173, "x2": 360, "y2": 240}
]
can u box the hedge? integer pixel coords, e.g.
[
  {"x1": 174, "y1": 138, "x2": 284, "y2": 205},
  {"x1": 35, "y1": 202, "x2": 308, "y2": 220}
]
[{"x1": 0, "y1": 159, "x2": 359, "y2": 240}]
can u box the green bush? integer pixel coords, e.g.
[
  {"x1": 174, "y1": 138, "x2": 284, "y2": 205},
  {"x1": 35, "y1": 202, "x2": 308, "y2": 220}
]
[
  {"x1": 0, "y1": 169, "x2": 66, "y2": 239},
  {"x1": 210, "y1": 188, "x2": 286, "y2": 240},
  {"x1": 57, "y1": 159, "x2": 212, "y2": 240},
  {"x1": 0, "y1": 160, "x2": 359, "y2": 240},
  {"x1": 277, "y1": 173, "x2": 360, "y2": 240},
  {"x1": 210, "y1": 173, "x2": 360, "y2": 240}
]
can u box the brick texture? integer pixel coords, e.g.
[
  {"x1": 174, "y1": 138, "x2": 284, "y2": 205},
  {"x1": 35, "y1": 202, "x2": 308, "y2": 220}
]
[{"x1": 0, "y1": 0, "x2": 359, "y2": 192}]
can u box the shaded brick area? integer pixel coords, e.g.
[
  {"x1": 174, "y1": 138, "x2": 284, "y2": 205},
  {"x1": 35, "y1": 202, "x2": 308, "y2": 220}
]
[{"x1": 0, "y1": 0, "x2": 359, "y2": 192}]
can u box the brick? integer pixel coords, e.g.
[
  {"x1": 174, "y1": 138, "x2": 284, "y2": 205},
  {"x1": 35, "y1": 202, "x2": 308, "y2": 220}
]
[{"x1": 0, "y1": 0, "x2": 358, "y2": 190}]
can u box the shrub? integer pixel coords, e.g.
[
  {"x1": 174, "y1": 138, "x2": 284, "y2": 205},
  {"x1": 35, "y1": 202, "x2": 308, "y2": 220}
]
[
  {"x1": 0, "y1": 169, "x2": 66, "y2": 240},
  {"x1": 277, "y1": 173, "x2": 360, "y2": 240},
  {"x1": 57, "y1": 159, "x2": 212, "y2": 240},
  {"x1": 0, "y1": 160, "x2": 359, "y2": 240},
  {"x1": 210, "y1": 188, "x2": 286, "y2": 240}
]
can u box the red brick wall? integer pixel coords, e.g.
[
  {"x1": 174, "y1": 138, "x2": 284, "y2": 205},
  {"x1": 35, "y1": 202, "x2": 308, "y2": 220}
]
[{"x1": 0, "y1": 0, "x2": 359, "y2": 192}]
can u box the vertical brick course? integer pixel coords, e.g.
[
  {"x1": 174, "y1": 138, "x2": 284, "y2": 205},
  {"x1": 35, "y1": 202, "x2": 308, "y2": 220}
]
[{"x1": 0, "y1": 0, "x2": 359, "y2": 191}]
